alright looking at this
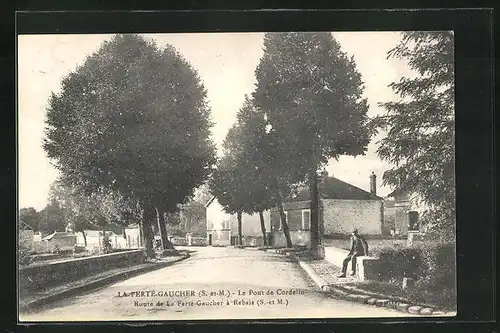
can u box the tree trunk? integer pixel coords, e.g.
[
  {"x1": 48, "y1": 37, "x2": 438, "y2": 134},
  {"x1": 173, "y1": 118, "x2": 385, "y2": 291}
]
[
  {"x1": 237, "y1": 211, "x2": 243, "y2": 246},
  {"x1": 140, "y1": 212, "x2": 155, "y2": 259},
  {"x1": 277, "y1": 198, "x2": 293, "y2": 248},
  {"x1": 309, "y1": 169, "x2": 320, "y2": 251},
  {"x1": 81, "y1": 231, "x2": 87, "y2": 247},
  {"x1": 259, "y1": 211, "x2": 267, "y2": 246},
  {"x1": 155, "y1": 205, "x2": 174, "y2": 250}
]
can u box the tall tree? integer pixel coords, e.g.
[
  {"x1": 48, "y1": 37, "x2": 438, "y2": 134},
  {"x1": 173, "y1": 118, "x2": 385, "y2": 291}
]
[
  {"x1": 192, "y1": 184, "x2": 212, "y2": 206},
  {"x1": 373, "y1": 32, "x2": 455, "y2": 241},
  {"x1": 19, "y1": 207, "x2": 40, "y2": 231},
  {"x1": 179, "y1": 201, "x2": 206, "y2": 234},
  {"x1": 230, "y1": 96, "x2": 287, "y2": 246},
  {"x1": 43, "y1": 34, "x2": 216, "y2": 256},
  {"x1": 38, "y1": 200, "x2": 66, "y2": 236},
  {"x1": 48, "y1": 179, "x2": 116, "y2": 247},
  {"x1": 253, "y1": 32, "x2": 371, "y2": 253},
  {"x1": 208, "y1": 150, "x2": 249, "y2": 246}
]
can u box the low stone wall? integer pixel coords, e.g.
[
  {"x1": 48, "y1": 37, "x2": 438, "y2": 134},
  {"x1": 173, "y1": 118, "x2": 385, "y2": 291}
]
[
  {"x1": 19, "y1": 249, "x2": 146, "y2": 292},
  {"x1": 355, "y1": 256, "x2": 385, "y2": 281},
  {"x1": 324, "y1": 246, "x2": 385, "y2": 281},
  {"x1": 271, "y1": 230, "x2": 310, "y2": 247}
]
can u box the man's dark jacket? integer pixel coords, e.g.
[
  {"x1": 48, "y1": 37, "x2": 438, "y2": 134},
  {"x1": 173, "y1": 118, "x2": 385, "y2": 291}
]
[{"x1": 349, "y1": 235, "x2": 369, "y2": 256}]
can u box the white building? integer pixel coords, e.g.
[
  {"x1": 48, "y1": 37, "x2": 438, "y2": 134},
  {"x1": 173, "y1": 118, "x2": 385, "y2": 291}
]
[
  {"x1": 270, "y1": 172, "x2": 384, "y2": 247},
  {"x1": 205, "y1": 197, "x2": 271, "y2": 246}
]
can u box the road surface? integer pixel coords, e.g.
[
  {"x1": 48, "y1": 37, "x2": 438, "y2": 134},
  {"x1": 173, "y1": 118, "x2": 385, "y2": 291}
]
[{"x1": 20, "y1": 246, "x2": 414, "y2": 321}]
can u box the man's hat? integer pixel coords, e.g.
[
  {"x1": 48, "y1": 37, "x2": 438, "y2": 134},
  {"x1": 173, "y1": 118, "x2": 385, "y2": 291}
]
[{"x1": 352, "y1": 229, "x2": 359, "y2": 235}]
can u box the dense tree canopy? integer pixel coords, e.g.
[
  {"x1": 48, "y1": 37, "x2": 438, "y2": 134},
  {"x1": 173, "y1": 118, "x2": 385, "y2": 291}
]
[
  {"x1": 43, "y1": 34, "x2": 216, "y2": 253},
  {"x1": 19, "y1": 207, "x2": 40, "y2": 231},
  {"x1": 38, "y1": 202, "x2": 66, "y2": 236},
  {"x1": 254, "y1": 32, "x2": 371, "y2": 168},
  {"x1": 208, "y1": 146, "x2": 248, "y2": 245},
  {"x1": 374, "y1": 32, "x2": 455, "y2": 240},
  {"x1": 253, "y1": 32, "x2": 372, "y2": 250}
]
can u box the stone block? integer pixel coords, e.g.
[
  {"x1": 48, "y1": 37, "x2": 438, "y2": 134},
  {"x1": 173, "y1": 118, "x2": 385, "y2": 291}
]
[
  {"x1": 366, "y1": 298, "x2": 378, "y2": 305},
  {"x1": 357, "y1": 295, "x2": 371, "y2": 303},
  {"x1": 332, "y1": 288, "x2": 349, "y2": 297},
  {"x1": 419, "y1": 307, "x2": 434, "y2": 315},
  {"x1": 408, "y1": 305, "x2": 423, "y2": 314},
  {"x1": 431, "y1": 311, "x2": 445, "y2": 316},
  {"x1": 396, "y1": 303, "x2": 410, "y2": 312},
  {"x1": 356, "y1": 256, "x2": 383, "y2": 281}
]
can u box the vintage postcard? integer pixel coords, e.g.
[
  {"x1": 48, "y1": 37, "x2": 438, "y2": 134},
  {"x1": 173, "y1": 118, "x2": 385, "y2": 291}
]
[{"x1": 18, "y1": 31, "x2": 457, "y2": 322}]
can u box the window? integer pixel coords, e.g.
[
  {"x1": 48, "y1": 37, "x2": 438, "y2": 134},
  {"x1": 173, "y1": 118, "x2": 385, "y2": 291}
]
[{"x1": 302, "y1": 209, "x2": 311, "y2": 230}]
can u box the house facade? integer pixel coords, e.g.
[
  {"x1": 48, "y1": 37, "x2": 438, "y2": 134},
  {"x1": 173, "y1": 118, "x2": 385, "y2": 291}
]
[
  {"x1": 229, "y1": 211, "x2": 271, "y2": 246},
  {"x1": 205, "y1": 196, "x2": 272, "y2": 246},
  {"x1": 385, "y1": 189, "x2": 413, "y2": 236},
  {"x1": 76, "y1": 230, "x2": 128, "y2": 249},
  {"x1": 41, "y1": 231, "x2": 77, "y2": 252},
  {"x1": 205, "y1": 196, "x2": 232, "y2": 245},
  {"x1": 270, "y1": 172, "x2": 384, "y2": 247}
]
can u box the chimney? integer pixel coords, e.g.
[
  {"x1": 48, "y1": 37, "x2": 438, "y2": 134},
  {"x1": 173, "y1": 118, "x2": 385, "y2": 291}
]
[{"x1": 370, "y1": 171, "x2": 377, "y2": 196}]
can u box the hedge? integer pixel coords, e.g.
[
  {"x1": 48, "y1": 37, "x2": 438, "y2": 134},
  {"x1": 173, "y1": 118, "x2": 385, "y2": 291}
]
[{"x1": 371, "y1": 242, "x2": 456, "y2": 290}]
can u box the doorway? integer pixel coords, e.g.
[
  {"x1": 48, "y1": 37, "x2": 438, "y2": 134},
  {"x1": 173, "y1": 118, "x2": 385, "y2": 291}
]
[{"x1": 208, "y1": 233, "x2": 212, "y2": 246}]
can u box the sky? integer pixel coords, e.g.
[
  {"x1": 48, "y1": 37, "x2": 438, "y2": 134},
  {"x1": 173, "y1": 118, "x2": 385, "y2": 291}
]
[{"x1": 18, "y1": 32, "x2": 415, "y2": 211}]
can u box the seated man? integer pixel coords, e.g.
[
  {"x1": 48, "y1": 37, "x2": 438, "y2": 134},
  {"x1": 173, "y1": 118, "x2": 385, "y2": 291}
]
[{"x1": 338, "y1": 229, "x2": 369, "y2": 278}]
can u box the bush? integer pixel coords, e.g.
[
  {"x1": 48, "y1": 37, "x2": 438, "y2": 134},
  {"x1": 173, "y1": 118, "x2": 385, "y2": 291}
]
[
  {"x1": 372, "y1": 242, "x2": 456, "y2": 290},
  {"x1": 18, "y1": 248, "x2": 34, "y2": 265},
  {"x1": 417, "y1": 243, "x2": 456, "y2": 290},
  {"x1": 371, "y1": 245, "x2": 421, "y2": 280},
  {"x1": 102, "y1": 232, "x2": 113, "y2": 253}
]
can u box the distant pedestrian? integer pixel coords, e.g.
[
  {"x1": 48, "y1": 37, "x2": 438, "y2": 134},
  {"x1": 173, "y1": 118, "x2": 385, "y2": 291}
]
[{"x1": 338, "y1": 229, "x2": 369, "y2": 278}]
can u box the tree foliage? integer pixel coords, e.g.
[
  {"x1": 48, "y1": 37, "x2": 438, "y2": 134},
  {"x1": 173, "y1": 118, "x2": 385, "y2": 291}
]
[
  {"x1": 38, "y1": 200, "x2": 66, "y2": 236},
  {"x1": 253, "y1": 32, "x2": 372, "y2": 249},
  {"x1": 19, "y1": 207, "x2": 40, "y2": 231},
  {"x1": 192, "y1": 184, "x2": 212, "y2": 206},
  {"x1": 43, "y1": 34, "x2": 216, "y2": 252},
  {"x1": 253, "y1": 32, "x2": 371, "y2": 169},
  {"x1": 373, "y1": 32, "x2": 455, "y2": 240}
]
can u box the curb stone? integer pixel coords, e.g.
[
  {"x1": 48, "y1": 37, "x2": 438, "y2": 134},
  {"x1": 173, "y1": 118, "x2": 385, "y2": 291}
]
[
  {"x1": 287, "y1": 253, "x2": 452, "y2": 317},
  {"x1": 396, "y1": 303, "x2": 410, "y2": 312},
  {"x1": 355, "y1": 295, "x2": 371, "y2": 303},
  {"x1": 431, "y1": 310, "x2": 445, "y2": 316},
  {"x1": 408, "y1": 305, "x2": 423, "y2": 314},
  {"x1": 20, "y1": 254, "x2": 190, "y2": 313},
  {"x1": 419, "y1": 307, "x2": 434, "y2": 315},
  {"x1": 296, "y1": 260, "x2": 329, "y2": 291}
]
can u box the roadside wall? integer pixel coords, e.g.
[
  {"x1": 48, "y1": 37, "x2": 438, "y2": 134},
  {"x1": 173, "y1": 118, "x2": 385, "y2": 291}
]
[{"x1": 19, "y1": 249, "x2": 146, "y2": 293}]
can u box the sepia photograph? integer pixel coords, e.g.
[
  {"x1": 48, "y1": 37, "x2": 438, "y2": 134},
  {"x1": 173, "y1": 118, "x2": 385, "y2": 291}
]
[{"x1": 17, "y1": 31, "x2": 457, "y2": 322}]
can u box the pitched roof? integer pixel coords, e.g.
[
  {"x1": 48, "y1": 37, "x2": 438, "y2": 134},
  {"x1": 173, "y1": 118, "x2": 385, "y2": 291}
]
[
  {"x1": 42, "y1": 231, "x2": 76, "y2": 241},
  {"x1": 19, "y1": 220, "x2": 34, "y2": 230},
  {"x1": 286, "y1": 176, "x2": 382, "y2": 202},
  {"x1": 205, "y1": 195, "x2": 216, "y2": 208}
]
